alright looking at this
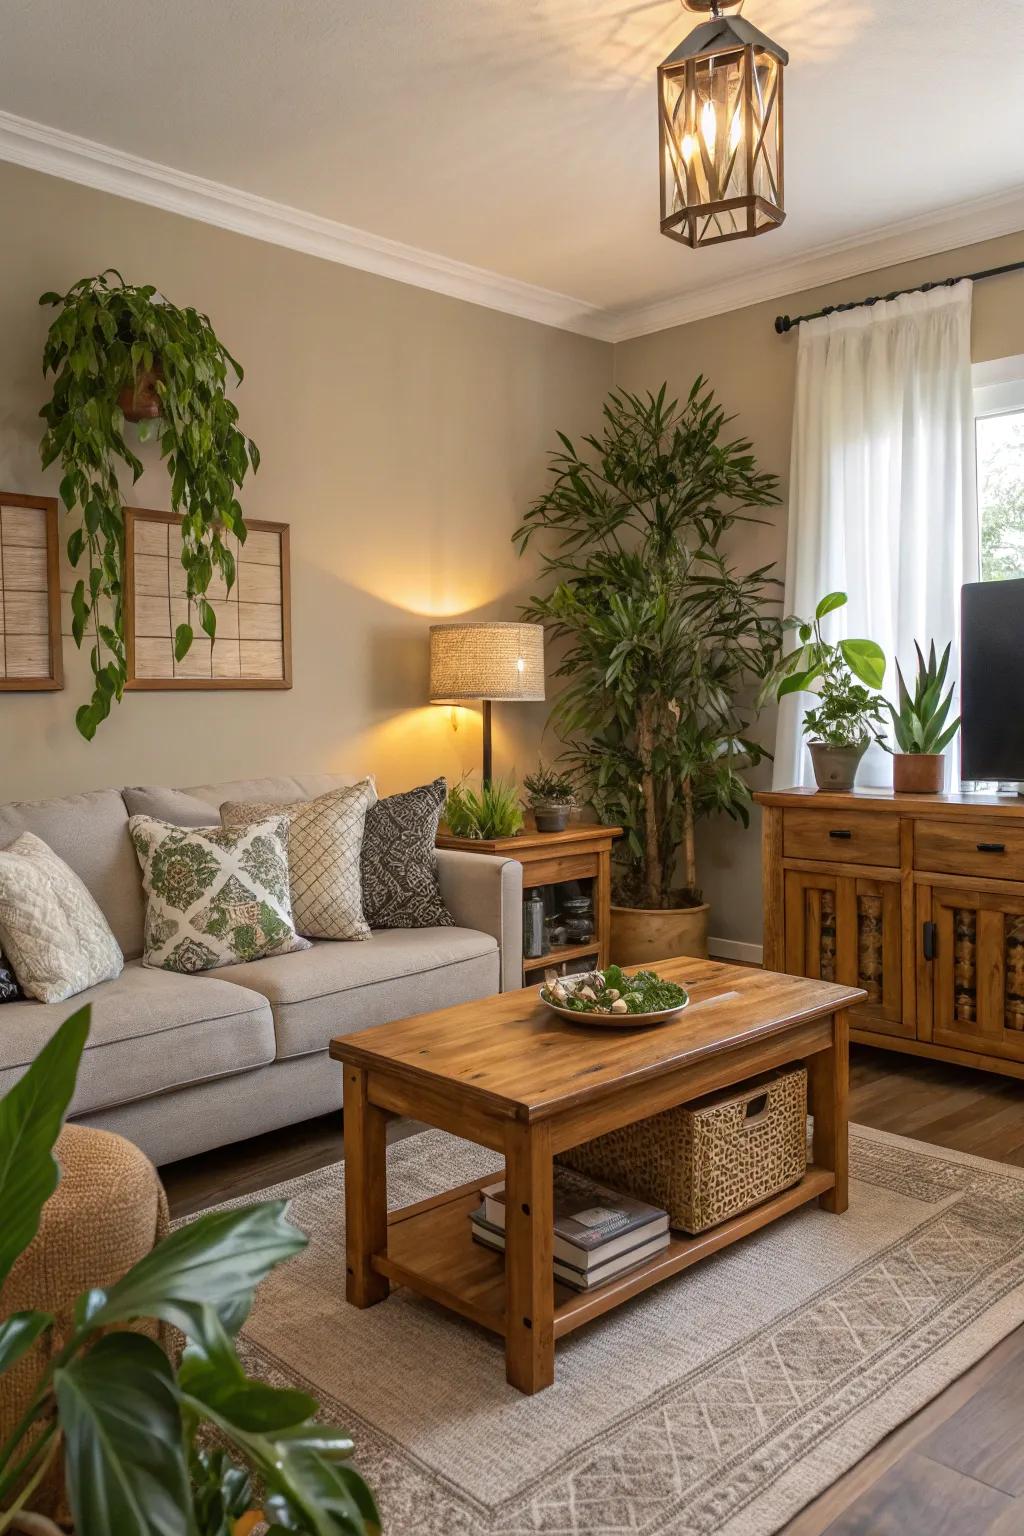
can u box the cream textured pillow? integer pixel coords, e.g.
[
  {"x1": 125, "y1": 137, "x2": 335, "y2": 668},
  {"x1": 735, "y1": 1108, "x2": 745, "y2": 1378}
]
[
  {"x1": 0, "y1": 832, "x2": 124, "y2": 1003},
  {"x1": 221, "y1": 780, "x2": 377, "y2": 940},
  {"x1": 129, "y1": 815, "x2": 311, "y2": 973}
]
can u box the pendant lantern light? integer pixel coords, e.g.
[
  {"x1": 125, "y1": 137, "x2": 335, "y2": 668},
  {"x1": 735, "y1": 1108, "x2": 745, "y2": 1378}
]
[{"x1": 658, "y1": 0, "x2": 788, "y2": 249}]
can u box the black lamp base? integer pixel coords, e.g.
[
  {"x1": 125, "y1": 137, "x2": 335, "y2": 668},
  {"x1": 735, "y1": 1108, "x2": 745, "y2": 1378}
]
[{"x1": 482, "y1": 699, "x2": 493, "y2": 786}]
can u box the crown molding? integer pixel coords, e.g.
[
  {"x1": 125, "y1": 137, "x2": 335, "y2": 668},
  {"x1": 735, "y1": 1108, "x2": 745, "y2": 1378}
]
[
  {"x1": 1, "y1": 107, "x2": 1023, "y2": 348},
  {"x1": 604, "y1": 186, "x2": 1024, "y2": 342},
  {"x1": 0, "y1": 109, "x2": 615, "y2": 341}
]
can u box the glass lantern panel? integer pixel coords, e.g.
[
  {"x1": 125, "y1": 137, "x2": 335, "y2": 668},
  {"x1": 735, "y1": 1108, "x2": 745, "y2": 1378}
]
[{"x1": 752, "y1": 50, "x2": 781, "y2": 210}]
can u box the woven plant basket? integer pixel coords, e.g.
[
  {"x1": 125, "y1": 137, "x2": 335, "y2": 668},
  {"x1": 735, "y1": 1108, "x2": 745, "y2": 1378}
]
[{"x1": 558, "y1": 1067, "x2": 808, "y2": 1235}]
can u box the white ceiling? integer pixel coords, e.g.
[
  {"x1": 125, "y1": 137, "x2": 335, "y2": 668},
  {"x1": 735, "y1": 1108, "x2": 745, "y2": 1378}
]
[{"x1": 1, "y1": 0, "x2": 1023, "y2": 337}]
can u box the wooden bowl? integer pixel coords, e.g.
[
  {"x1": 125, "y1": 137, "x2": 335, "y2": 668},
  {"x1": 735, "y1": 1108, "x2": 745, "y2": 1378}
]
[{"x1": 538, "y1": 974, "x2": 689, "y2": 1029}]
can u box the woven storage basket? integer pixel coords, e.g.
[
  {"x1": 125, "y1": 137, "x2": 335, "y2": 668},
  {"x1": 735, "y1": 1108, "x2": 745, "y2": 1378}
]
[{"x1": 557, "y1": 1066, "x2": 807, "y2": 1235}]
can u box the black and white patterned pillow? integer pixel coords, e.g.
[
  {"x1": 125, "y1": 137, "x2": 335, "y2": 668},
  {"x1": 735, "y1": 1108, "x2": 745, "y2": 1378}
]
[
  {"x1": 0, "y1": 950, "x2": 22, "y2": 1003},
  {"x1": 361, "y1": 779, "x2": 455, "y2": 930}
]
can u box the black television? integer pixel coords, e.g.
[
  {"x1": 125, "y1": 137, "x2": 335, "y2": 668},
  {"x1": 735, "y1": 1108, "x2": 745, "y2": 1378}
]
[{"x1": 961, "y1": 578, "x2": 1024, "y2": 782}]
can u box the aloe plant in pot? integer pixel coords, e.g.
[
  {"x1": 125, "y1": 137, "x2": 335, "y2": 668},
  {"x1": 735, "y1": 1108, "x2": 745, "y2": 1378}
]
[
  {"x1": 515, "y1": 381, "x2": 784, "y2": 964},
  {"x1": 522, "y1": 762, "x2": 577, "y2": 833},
  {"x1": 886, "y1": 641, "x2": 961, "y2": 793},
  {"x1": 762, "y1": 592, "x2": 887, "y2": 791}
]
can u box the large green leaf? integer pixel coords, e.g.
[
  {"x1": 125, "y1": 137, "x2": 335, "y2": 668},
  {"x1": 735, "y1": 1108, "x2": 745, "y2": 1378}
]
[
  {"x1": 55, "y1": 1331, "x2": 192, "y2": 1536},
  {"x1": 0, "y1": 1309, "x2": 53, "y2": 1376},
  {"x1": 814, "y1": 591, "x2": 847, "y2": 620},
  {"x1": 0, "y1": 1007, "x2": 90, "y2": 1289},
  {"x1": 179, "y1": 1312, "x2": 317, "y2": 1433},
  {"x1": 82, "y1": 1201, "x2": 306, "y2": 1337},
  {"x1": 839, "y1": 638, "x2": 886, "y2": 689}
]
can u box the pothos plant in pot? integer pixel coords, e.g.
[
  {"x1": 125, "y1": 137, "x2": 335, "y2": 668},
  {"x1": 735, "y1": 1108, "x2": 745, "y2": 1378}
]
[
  {"x1": 38, "y1": 270, "x2": 260, "y2": 740},
  {"x1": 0, "y1": 1008, "x2": 378, "y2": 1536},
  {"x1": 515, "y1": 381, "x2": 784, "y2": 963},
  {"x1": 762, "y1": 592, "x2": 887, "y2": 791}
]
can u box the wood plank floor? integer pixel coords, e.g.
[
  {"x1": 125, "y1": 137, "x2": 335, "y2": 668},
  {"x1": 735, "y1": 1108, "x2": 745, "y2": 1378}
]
[{"x1": 161, "y1": 1044, "x2": 1024, "y2": 1535}]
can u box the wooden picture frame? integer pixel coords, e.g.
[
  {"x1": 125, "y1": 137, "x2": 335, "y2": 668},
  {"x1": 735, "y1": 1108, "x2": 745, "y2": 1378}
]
[
  {"x1": 0, "y1": 491, "x2": 63, "y2": 691},
  {"x1": 125, "y1": 507, "x2": 292, "y2": 690}
]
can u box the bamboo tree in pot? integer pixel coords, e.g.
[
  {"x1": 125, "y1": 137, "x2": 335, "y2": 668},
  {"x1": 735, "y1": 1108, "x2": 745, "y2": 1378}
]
[
  {"x1": 762, "y1": 593, "x2": 887, "y2": 791},
  {"x1": 38, "y1": 270, "x2": 260, "y2": 741},
  {"x1": 885, "y1": 641, "x2": 960, "y2": 792},
  {"x1": 514, "y1": 381, "x2": 783, "y2": 964}
]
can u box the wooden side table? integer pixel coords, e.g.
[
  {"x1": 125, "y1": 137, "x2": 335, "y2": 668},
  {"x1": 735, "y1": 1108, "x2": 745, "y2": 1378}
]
[{"x1": 436, "y1": 822, "x2": 622, "y2": 984}]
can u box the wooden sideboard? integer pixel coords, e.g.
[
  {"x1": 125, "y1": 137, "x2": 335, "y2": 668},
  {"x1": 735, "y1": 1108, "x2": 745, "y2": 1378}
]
[{"x1": 755, "y1": 788, "x2": 1024, "y2": 1080}]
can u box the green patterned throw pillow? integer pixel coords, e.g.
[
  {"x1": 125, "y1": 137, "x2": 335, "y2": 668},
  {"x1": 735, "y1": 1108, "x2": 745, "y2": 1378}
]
[{"x1": 129, "y1": 814, "x2": 310, "y2": 973}]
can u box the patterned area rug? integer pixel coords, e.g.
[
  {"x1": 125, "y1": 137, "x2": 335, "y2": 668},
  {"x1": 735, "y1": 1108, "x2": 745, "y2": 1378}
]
[{"x1": 205, "y1": 1126, "x2": 1024, "y2": 1535}]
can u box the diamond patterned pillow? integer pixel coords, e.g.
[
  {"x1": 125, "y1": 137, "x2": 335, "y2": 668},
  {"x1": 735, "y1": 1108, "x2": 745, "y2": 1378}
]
[
  {"x1": 361, "y1": 778, "x2": 454, "y2": 930},
  {"x1": 0, "y1": 832, "x2": 124, "y2": 1003},
  {"x1": 129, "y1": 815, "x2": 310, "y2": 973},
  {"x1": 221, "y1": 780, "x2": 376, "y2": 941},
  {"x1": 0, "y1": 951, "x2": 22, "y2": 1003}
]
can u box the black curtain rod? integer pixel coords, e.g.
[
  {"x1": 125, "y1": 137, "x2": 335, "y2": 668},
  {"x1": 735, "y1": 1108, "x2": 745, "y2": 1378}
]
[{"x1": 774, "y1": 259, "x2": 1024, "y2": 335}]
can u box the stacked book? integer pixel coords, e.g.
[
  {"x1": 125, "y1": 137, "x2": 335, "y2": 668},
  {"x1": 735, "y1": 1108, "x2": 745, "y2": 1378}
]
[{"x1": 470, "y1": 1166, "x2": 669, "y2": 1292}]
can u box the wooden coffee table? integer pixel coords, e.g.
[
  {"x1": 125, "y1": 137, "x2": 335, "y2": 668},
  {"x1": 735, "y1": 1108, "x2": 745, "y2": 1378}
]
[{"x1": 330, "y1": 958, "x2": 863, "y2": 1394}]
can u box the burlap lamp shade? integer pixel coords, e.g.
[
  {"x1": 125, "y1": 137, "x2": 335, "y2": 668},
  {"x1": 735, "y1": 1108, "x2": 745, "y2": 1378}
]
[{"x1": 429, "y1": 621, "x2": 545, "y2": 782}]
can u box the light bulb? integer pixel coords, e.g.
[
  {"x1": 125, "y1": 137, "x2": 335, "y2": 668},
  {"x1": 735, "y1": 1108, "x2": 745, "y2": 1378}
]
[
  {"x1": 680, "y1": 132, "x2": 696, "y2": 164},
  {"x1": 516, "y1": 656, "x2": 525, "y2": 672},
  {"x1": 700, "y1": 98, "x2": 717, "y2": 156}
]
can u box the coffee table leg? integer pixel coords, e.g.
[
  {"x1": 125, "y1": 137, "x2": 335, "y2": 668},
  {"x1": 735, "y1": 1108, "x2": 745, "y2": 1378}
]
[
  {"x1": 344, "y1": 1066, "x2": 390, "y2": 1307},
  {"x1": 809, "y1": 1009, "x2": 850, "y2": 1213},
  {"x1": 504, "y1": 1120, "x2": 555, "y2": 1393}
]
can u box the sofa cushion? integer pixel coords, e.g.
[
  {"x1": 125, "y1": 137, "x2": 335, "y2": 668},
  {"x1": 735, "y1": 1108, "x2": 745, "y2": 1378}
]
[
  {"x1": 0, "y1": 789, "x2": 144, "y2": 958},
  {"x1": 123, "y1": 773, "x2": 362, "y2": 828},
  {"x1": 0, "y1": 832, "x2": 124, "y2": 1002},
  {"x1": 225, "y1": 927, "x2": 499, "y2": 1060},
  {"x1": 0, "y1": 960, "x2": 275, "y2": 1116},
  {"x1": 361, "y1": 778, "x2": 455, "y2": 931}
]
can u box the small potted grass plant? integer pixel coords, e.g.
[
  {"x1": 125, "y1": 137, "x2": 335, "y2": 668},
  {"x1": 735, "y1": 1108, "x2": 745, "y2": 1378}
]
[
  {"x1": 444, "y1": 778, "x2": 524, "y2": 840},
  {"x1": 886, "y1": 640, "x2": 960, "y2": 793},
  {"x1": 522, "y1": 761, "x2": 577, "y2": 833},
  {"x1": 763, "y1": 592, "x2": 887, "y2": 791}
]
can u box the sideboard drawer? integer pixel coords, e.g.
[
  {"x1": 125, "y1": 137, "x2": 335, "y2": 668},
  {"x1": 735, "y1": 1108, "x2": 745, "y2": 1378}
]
[
  {"x1": 783, "y1": 808, "x2": 899, "y2": 867},
  {"x1": 915, "y1": 819, "x2": 1024, "y2": 879}
]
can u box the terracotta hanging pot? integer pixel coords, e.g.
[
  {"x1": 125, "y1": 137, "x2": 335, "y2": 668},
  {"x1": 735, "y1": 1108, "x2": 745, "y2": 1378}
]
[{"x1": 117, "y1": 361, "x2": 164, "y2": 421}]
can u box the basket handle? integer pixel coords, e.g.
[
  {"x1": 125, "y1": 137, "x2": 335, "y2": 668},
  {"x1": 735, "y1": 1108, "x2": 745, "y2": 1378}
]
[{"x1": 742, "y1": 1092, "x2": 771, "y2": 1126}]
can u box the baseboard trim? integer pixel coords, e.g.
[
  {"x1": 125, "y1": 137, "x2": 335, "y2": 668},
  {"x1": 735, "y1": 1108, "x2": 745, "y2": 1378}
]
[{"x1": 708, "y1": 937, "x2": 764, "y2": 966}]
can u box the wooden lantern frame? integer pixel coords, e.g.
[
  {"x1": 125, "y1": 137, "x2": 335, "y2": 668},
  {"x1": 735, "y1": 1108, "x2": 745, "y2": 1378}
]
[{"x1": 658, "y1": 12, "x2": 788, "y2": 249}]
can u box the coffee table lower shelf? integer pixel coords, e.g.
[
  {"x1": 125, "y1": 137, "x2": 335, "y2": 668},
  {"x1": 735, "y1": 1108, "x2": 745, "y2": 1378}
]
[{"x1": 373, "y1": 1164, "x2": 835, "y2": 1341}]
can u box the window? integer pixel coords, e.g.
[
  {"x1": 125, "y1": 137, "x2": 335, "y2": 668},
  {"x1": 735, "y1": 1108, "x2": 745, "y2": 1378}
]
[{"x1": 973, "y1": 357, "x2": 1024, "y2": 582}]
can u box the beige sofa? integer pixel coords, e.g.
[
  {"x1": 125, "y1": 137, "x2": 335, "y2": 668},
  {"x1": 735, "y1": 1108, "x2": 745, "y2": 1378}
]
[{"x1": 0, "y1": 773, "x2": 522, "y2": 1165}]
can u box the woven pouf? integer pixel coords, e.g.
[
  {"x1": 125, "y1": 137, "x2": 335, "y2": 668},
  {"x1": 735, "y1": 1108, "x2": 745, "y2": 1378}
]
[{"x1": 0, "y1": 1123, "x2": 170, "y2": 1520}]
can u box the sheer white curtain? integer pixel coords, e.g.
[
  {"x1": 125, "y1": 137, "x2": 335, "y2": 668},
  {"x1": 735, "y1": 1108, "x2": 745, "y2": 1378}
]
[{"x1": 774, "y1": 281, "x2": 979, "y2": 790}]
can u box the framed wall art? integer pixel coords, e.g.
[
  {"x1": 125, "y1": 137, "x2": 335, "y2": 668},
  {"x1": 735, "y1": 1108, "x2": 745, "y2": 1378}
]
[
  {"x1": 125, "y1": 508, "x2": 292, "y2": 690},
  {"x1": 0, "y1": 491, "x2": 63, "y2": 691}
]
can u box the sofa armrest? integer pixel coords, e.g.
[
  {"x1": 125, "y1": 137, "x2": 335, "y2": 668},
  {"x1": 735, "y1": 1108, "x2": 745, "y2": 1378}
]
[{"x1": 435, "y1": 849, "x2": 522, "y2": 992}]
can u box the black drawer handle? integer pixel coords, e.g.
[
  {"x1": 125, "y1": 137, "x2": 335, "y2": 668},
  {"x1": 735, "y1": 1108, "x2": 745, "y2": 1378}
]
[
  {"x1": 828, "y1": 829, "x2": 853, "y2": 840},
  {"x1": 923, "y1": 920, "x2": 937, "y2": 960},
  {"x1": 977, "y1": 842, "x2": 1006, "y2": 854}
]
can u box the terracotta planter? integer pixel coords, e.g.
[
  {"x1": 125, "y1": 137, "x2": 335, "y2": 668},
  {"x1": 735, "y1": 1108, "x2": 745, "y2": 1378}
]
[
  {"x1": 892, "y1": 752, "x2": 944, "y2": 794},
  {"x1": 117, "y1": 362, "x2": 164, "y2": 421},
  {"x1": 611, "y1": 902, "x2": 710, "y2": 965},
  {"x1": 808, "y1": 741, "x2": 868, "y2": 792},
  {"x1": 532, "y1": 801, "x2": 572, "y2": 833}
]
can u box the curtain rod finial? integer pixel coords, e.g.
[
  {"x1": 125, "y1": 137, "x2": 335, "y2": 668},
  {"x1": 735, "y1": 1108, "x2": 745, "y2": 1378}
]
[{"x1": 775, "y1": 314, "x2": 792, "y2": 334}]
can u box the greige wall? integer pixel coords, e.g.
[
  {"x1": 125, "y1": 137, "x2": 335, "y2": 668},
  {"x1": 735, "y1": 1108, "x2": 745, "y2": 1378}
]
[
  {"x1": 0, "y1": 160, "x2": 612, "y2": 802},
  {"x1": 613, "y1": 230, "x2": 1024, "y2": 950}
]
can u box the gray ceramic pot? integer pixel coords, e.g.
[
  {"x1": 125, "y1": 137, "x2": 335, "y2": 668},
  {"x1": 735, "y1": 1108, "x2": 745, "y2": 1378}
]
[
  {"x1": 533, "y1": 802, "x2": 572, "y2": 833},
  {"x1": 808, "y1": 741, "x2": 868, "y2": 792}
]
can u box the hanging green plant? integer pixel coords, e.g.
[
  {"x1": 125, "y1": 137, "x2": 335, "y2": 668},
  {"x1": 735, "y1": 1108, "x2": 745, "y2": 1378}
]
[{"x1": 38, "y1": 269, "x2": 260, "y2": 739}]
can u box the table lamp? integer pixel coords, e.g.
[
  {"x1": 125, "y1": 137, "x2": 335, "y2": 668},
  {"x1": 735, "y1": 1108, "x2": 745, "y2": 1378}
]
[{"x1": 429, "y1": 621, "x2": 545, "y2": 783}]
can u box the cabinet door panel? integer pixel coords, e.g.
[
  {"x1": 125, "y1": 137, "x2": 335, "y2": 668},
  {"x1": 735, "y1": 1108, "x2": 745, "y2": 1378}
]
[
  {"x1": 929, "y1": 888, "x2": 1024, "y2": 1062},
  {"x1": 784, "y1": 870, "x2": 908, "y2": 1036}
]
